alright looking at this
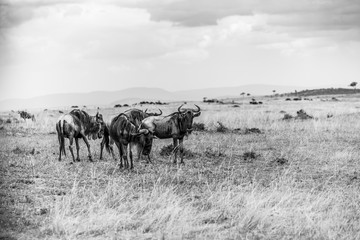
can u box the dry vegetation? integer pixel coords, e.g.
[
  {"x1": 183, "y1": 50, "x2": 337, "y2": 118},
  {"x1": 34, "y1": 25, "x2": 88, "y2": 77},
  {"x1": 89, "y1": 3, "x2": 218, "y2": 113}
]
[{"x1": 1, "y1": 97, "x2": 360, "y2": 239}]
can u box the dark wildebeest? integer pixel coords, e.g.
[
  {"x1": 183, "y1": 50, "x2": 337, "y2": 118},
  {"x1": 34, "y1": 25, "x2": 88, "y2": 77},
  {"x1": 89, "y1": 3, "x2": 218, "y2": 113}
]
[
  {"x1": 103, "y1": 113, "x2": 154, "y2": 169},
  {"x1": 99, "y1": 108, "x2": 162, "y2": 161},
  {"x1": 18, "y1": 111, "x2": 35, "y2": 121},
  {"x1": 139, "y1": 104, "x2": 201, "y2": 164},
  {"x1": 56, "y1": 109, "x2": 104, "y2": 162}
]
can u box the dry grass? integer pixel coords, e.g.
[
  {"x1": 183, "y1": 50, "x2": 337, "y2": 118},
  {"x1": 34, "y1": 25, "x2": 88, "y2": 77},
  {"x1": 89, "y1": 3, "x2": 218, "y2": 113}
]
[{"x1": 1, "y1": 97, "x2": 360, "y2": 239}]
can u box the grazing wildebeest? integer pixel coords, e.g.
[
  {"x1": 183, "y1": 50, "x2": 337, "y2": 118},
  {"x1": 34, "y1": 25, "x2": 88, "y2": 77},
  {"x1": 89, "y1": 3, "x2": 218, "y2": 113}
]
[
  {"x1": 100, "y1": 108, "x2": 162, "y2": 160},
  {"x1": 18, "y1": 111, "x2": 35, "y2": 121},
  {"x1": 103, "y1": 113, "x2": 154, "y2": 169},
  {"x1": 56, "y1": 109, "x2": 104, "y2": 162},
  {"x1": 139, "y1": 104, "x2": 201, "y2": 164}
]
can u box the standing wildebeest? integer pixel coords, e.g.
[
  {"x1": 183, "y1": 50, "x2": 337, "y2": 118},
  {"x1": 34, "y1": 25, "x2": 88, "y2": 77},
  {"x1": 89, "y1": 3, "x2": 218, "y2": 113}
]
[
  {"x1": 18, "y1": 111, "x2": 35, "y2": 121},
  {"x1": 103, "y1": 113, "x2": 154, "y2": 169},
  {"x1": 99, "y1": 108, "x2": 162, "y2": 160},
  {"x1": 140, "y1": 104, "x2": 201, "y2": 164},
  {"x1": 56, "y1": 109, "x2": 104, "y2": 162}
]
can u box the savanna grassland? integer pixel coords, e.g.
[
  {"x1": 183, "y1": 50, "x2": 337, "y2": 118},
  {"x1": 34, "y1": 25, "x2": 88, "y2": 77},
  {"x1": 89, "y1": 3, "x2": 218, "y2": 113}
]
[{"x1": 1, "y1": 96, "x2": 360, "y2": 239}]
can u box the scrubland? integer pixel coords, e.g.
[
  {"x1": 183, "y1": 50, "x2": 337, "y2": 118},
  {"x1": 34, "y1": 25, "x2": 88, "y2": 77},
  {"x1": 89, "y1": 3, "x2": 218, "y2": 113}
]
[{"x1": 1, "y1": 96, "x2": 360, "y2": 239}]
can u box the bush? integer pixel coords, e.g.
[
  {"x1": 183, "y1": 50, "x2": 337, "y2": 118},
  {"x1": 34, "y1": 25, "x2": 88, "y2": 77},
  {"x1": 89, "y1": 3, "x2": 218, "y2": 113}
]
[
  {"x1": 216, "y1": 121, "x2": 229, "y2": 133},
  {"x1": 282, "y1": 114, "x2": 293, "y2": 120},
  {"x1": 243, "y1": 151, "x2": 259, "y2": 161},
  {"x1": 192, "y1": 122, "x2": 206, "y2": 131},
  {"x1": 159, "y1": 144, "x2": 197, "y2": 158}
]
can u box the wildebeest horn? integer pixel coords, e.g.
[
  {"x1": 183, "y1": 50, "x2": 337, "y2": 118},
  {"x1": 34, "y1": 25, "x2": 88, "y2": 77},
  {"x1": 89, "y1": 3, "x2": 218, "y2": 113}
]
[
  {"x1": 178, "y1": 104, "x2": 186, "y2": 113},
  {"x1": 145, "y1": 109, "x2": 148, "y2": 113},
  {"x1": 155, "y1": 109, "x2": 162, "y2": 116},
  {"x1": 193, "y1": 104, "x2": 201, "y2": 113}
]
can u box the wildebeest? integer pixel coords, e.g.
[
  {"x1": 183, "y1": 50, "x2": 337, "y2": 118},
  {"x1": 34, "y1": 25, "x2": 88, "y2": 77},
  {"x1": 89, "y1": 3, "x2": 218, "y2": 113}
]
[
  {"x1": 103, "y1": 113, "x2": 154, "y2": 169},
  {"x1": 56, "y1": 109, "x2": 104, "y2": 162},
  {"x1": 100, "y1": 108, "x2": 162, "y2": 160},
  {"x1": 139, "y1": 104, "x2": 201, "y2": 164},
  {"x1": 18, "y1": 111, "x2": 35, "y2": 121}
]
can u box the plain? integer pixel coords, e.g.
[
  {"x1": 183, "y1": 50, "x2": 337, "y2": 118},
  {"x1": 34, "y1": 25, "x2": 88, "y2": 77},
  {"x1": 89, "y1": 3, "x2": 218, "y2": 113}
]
[{"x1": 0, "y1": 96, "x2": 360, "y2": 239}]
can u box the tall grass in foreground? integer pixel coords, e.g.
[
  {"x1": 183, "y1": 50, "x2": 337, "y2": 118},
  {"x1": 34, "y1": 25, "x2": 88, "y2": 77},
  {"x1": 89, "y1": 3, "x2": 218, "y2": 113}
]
[{"x1": 46, "y1": 168, "x2": 360, "y2": 239}]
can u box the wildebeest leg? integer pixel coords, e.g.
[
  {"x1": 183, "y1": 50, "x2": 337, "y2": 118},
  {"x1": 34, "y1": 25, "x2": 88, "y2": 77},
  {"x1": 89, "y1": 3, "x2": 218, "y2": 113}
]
[
  {"x1": 121, "y1": 144, "x2": 128, "y2": 169},
  {"x1": 81, "y1": 134, "x2": 93, "y2": 161},
  {"x1": 75, "y1": 138, "x2": 80, "y2": 162},
  {"x1": 147, "y1": 155, "x2": 152, "y2": 164},
  {"x1": 100, "y1": 138, "x2": 105, "y2": 160},
  {"x1": 69, "y1": 136, "x2": 76, "y2": 162},
  {"x1": 58, "y1": 135, "x2": 65, "y2": 161},
  {"x1": 179, "y1": 138, "x2": 185, "y2": 165},
  {"x1": 173, "y1": 138, "x2": 178, "y2": 164},
  {"x1": 127, "y1": 144, "x2": 133, "y2": 169},
  {"x1": 115, "y1": 142, "x2": 123, "y2": 168}
]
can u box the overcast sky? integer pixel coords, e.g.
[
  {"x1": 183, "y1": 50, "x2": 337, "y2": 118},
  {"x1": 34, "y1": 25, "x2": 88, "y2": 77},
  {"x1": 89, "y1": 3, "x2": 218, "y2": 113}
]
[{"x1": 0, "y1": 0, "x2": 359, "y2": 100}]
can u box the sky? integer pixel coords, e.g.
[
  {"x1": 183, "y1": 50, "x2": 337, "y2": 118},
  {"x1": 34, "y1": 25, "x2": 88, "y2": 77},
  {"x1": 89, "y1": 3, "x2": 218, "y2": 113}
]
[{"x1": 0, "y1": 0, "x2": 359, "y2": 101}]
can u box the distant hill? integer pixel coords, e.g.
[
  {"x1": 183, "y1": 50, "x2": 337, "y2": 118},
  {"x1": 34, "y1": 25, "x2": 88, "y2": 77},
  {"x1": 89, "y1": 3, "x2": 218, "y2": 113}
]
[
  {"x1": 284, "y1": 88, "x2": 360, "y2": 96},
  {"x1": 0, "y1": 84, "x2": 317, "y2": 111}
]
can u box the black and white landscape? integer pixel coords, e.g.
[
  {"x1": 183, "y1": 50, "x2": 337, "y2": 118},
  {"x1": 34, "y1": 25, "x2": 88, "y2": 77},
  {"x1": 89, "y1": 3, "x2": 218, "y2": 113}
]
[{"x1": 1, "y1": 0, "x2": 360, "y2": 239}]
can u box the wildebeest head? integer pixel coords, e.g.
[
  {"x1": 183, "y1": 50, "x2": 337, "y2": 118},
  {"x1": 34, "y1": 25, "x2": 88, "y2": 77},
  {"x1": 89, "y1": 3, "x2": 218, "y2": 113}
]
[
  {"x1": 92, "y1": 112, "x2": 105, "y2": 139},
  {"x1": 177, "y1": 104, "x2": 201, "y2": 134},
  {"x1": 131, "y1": 128, "x2": 154, "y2": 156}
]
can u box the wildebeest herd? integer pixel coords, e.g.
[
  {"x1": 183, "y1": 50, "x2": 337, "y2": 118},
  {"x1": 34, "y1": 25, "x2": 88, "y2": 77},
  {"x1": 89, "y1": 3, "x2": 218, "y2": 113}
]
[{"x1": 56, "y1": 105, "x2": 201, "y2": 168}]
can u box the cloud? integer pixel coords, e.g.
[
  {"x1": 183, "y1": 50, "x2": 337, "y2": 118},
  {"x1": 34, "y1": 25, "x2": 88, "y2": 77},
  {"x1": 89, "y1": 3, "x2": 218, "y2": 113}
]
[{"x1": 127, "y1": 0, "x2": 360, "y2": 44}]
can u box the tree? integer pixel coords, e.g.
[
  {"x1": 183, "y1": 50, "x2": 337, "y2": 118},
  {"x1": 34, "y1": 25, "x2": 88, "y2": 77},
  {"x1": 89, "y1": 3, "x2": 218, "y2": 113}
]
[
  {"x1": 350, "y1": 82, "x2": 357, "y2": 90},
  {"x1": 272, "y1": 90, "x2": 276, "y2": 94},
  {"x1": 247, "y1": 93, "x2": 251, "y2": 96}
]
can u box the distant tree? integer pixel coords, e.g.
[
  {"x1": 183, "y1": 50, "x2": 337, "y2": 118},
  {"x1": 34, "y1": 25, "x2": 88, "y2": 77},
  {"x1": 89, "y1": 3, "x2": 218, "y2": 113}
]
[
  {"x1": 247, "y1": 93, "x2": 251, "y2": 96},
  {"x1": 203, "y1": 97, "x2": 207, "y2": 102},
  {"x1": 273, "y1": 90, "x2": 276, "y2": 94},
  {"x1": 350, "y1": 82, "x2": 358, "y2": 90}
]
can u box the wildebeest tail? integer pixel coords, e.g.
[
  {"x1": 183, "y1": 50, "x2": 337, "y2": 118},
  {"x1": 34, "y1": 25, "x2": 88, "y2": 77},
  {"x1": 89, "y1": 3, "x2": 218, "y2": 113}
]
[
  {"x1": 103, "y1": 125, "x2": 112, "y2": 153},
  {"x1": 56, "y1": 119, "x2": 66, "y2": 156}
]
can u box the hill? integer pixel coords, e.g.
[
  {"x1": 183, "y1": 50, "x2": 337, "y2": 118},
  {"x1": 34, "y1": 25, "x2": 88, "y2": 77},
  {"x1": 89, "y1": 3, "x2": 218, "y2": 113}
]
[
  {"x1": 0, "y1": 84, "x2": 311, "y2": 111},
  {"x1": 284, "y1": 88, "x2": 360, "y2": 97}
]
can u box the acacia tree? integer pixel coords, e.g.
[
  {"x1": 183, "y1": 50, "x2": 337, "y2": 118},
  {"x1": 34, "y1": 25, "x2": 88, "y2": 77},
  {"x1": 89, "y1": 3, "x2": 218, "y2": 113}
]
[{"x1": 350, "y1": 82, "x2": 358, "y2": 90}]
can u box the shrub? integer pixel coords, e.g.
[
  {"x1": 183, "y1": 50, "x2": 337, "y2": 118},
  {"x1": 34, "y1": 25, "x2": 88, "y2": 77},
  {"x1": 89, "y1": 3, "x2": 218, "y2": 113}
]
[
  {"x1": 243, "y1": 151, "x2": 259, "y2": 161},
  {"x1": 204, "y1": 147, "x2": 225, "y2": 157},
  {"x1": 192, "y1": 122, "x2": 206, "y2": 132},
  {"x1": 244, "y1": 128, "x2": 262, "y2": 134},
  {"x1": 159, "y1": 144, "x2": 197, "y2": 158},
  {"x1": 216, "y1": 121, "x2": 228, "y2": 133},
  {"x1": 282, "y1": 114, "x2": 293, "y2": 120}
]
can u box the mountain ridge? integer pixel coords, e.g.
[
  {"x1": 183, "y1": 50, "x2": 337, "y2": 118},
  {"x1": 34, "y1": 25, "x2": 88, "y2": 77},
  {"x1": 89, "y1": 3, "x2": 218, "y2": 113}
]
[{"x1": 0, "y1": 84, "x2": 323, "y2": 111}]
